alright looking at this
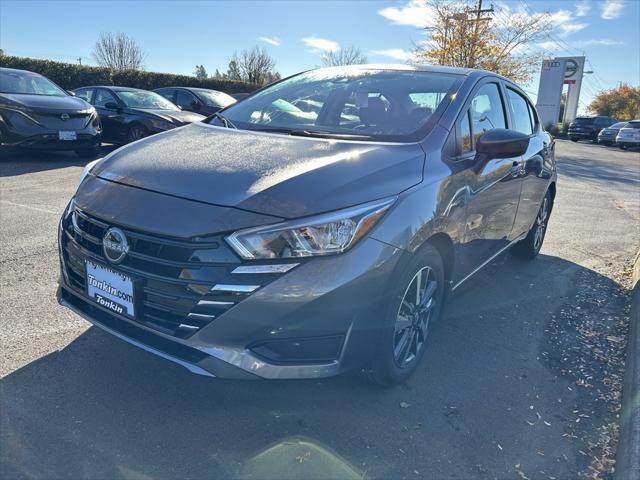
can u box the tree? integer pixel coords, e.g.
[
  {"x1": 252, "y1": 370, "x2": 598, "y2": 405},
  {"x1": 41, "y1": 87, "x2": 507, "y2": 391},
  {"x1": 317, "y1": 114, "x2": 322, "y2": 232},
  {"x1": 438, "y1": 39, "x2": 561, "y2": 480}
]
[
  {"x1": 92, "y1": 32, "x2": 145, "y2": 70},
  {"x1": 588, "y1": 84, "x2": 640, "y2": 120},
  {"x1": 194, "y1": 65, "x2": 208, "y2": 79},
  {"x1": 213, "y1": 68, "x2": 222, "y2": 78},
  {"x1": 0, "y1": 48, "x2": 5, "y2": 56},
  {"x1": 227, "y1": 47, "x2": 278, "y2": 85},
  {"x1": 414, "y1": 0, "x2": 552, "y2": 83},
  {"x1": 321, "y1": 46, "x2": 368, "y2": 67},
  {"x1": 225, "y1": 59, "x2": 242, "y2": 81}
]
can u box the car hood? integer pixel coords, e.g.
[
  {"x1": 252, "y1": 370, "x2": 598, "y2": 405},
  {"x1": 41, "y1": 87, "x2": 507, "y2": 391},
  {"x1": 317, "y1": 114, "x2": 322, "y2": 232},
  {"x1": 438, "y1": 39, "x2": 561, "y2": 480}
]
[
  {"x1": 93, "y1": 123, "x2": 425, "y2": 218},
  {"x1": 132, "y1": 108, "x2": 205, "y2": 124},
  {"x1": 0, "y1": 93, "x2": 91, "y2": 111}
]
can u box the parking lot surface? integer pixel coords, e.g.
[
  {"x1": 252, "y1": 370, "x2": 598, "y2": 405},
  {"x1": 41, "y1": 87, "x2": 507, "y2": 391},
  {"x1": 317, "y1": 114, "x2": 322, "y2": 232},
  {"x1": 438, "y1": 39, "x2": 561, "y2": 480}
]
[{"x1": 1, "y1": 140, "x2": 639, "y2": 479}]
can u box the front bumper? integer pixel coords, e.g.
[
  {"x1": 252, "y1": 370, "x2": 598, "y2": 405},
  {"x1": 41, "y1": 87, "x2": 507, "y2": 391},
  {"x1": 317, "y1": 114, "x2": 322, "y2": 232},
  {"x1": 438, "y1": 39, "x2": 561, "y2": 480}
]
[
  {"x1": 617, "y1": 139, "x2": 640, "y2": 147},
  {"x1": 57, "y1": 204, "x2": 403, "y2": 379}
]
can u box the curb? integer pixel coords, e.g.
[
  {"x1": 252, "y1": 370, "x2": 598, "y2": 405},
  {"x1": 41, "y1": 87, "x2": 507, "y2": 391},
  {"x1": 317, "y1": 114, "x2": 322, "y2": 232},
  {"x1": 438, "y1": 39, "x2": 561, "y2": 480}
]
[{"x1": 616, "y1": 250, "x2": 640, "y2": 480}]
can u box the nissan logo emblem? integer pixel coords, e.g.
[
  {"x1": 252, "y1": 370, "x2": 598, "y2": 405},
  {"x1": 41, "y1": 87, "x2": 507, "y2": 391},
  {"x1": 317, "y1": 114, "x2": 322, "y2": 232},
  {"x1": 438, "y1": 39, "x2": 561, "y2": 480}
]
[
  {"x1": 102, "y1": 227, "x2": 129, "y2": 264},
  {"x1": 60, "y1": 113, "x2": 70, "y2": 121}
]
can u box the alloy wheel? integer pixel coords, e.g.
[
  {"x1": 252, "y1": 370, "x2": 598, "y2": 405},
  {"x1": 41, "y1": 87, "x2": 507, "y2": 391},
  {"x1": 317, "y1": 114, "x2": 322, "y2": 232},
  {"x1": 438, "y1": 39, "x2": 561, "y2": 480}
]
[
  {"x1": 393, "y1": 266, "x2": 438, "y2": 368},
  {"x1": 128, "y1": 126, "x2": 146, "y2": 142},
  {"x1": 533, "y1": 197, "x2": 549, "y2": 251}
]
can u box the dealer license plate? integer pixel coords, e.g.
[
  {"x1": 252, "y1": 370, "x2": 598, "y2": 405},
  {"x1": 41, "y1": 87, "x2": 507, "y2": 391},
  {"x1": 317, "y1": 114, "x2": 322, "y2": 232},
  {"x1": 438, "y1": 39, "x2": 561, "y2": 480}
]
[
  {"x1": 85, "y1": 259, "x2": 135, "y2": 318},
  {"x1": 58, "y1": 130, "x2": 77, "y2": 141}
]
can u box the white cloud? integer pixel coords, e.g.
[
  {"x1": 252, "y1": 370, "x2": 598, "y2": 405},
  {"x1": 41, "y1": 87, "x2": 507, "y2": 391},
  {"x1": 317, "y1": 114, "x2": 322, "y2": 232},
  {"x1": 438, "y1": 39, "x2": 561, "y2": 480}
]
[
  {"x1": 581, "y1": 38, "x2": 624, "y2": 45},
  {"x1": 258, "y1": 36, "x2": 281, "y2": 47},
  {"x1": 559, "y1": 22, "x2": 589, "y2": 36},
  {"x1": 378, "y1": 0, "x2": 437, "y2": 28},
  {"x1": 601, "y1": 0, "x2": 624, "y2": 19},
  {"x1": 302, "y1": 36, "x2": 340, "y2": 53},
  {"x1": 575, "y1": 0, "x2": 590, "y2": 17},
  {"x1": 370, "y1": 48, "x2": 414, "y2": 61}
]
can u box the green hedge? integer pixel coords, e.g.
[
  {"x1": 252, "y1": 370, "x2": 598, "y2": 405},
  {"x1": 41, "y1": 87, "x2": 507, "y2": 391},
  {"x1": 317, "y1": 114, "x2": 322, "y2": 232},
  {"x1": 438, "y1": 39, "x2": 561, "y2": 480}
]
[{"x1": 0, "y1": 56, "x2": 258, "y2": 93}]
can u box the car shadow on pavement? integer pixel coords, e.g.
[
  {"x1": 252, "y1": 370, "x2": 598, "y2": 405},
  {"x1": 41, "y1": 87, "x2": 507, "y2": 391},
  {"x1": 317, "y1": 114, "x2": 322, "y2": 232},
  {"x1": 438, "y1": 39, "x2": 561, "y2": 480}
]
[
  {"x1": 0, "y1": 253, "x2": 630, "y2": 480},
  {"x1": 556, "y1": 149, "x2": 640, "y2": 186},
  {"x1": 0, "y1": 146, "x2": 117, "y2": 177}
]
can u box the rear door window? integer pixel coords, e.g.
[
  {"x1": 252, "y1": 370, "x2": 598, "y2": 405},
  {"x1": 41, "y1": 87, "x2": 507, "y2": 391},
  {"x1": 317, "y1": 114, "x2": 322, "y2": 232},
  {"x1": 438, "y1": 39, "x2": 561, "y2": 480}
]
[{"x1": 506, "y1": 88, "x2": 533, "y2": 135}]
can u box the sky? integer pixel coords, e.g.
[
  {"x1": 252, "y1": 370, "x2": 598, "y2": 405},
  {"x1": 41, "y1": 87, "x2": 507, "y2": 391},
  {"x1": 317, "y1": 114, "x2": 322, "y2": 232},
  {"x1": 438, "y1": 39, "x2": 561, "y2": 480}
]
[{"x1": 1, "y1": 0, "x2": 638, "y2": 113}]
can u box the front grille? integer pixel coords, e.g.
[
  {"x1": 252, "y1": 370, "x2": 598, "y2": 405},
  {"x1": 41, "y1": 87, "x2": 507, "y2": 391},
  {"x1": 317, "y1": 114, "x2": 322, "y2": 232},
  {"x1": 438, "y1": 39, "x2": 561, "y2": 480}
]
[
  {"x1": 61, "y1": 207, "x2": 274, "y2": 338},
  {"x1": 33, "y1": 112, "x2": 91, "y2": 130}
]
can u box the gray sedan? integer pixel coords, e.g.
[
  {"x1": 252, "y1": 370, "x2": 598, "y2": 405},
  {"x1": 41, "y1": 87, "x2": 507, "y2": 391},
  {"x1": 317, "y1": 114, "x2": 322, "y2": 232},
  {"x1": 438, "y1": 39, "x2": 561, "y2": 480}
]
[{"x1": 57, "y1": 65, "x2": 556, "y2": 385}]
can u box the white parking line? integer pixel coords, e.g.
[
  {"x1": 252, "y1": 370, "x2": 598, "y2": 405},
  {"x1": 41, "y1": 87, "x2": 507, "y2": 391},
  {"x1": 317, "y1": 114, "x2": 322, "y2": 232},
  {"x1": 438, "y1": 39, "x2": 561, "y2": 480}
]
[{"x1": 0, "y1": 200, "x2": 59, "y2": 215}]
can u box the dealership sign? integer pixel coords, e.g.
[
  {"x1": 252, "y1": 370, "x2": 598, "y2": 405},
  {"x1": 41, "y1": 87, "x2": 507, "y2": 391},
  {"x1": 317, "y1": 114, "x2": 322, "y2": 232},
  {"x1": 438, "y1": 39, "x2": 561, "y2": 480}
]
[{"x1": 535, "y1": 56, "x2": 585, "y2": 126}]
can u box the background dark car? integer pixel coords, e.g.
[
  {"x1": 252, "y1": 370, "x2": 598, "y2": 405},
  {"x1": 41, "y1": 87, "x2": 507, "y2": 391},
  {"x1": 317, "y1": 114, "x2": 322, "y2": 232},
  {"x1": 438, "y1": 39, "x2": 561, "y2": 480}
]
[
  {"x1": 73, "y1": 86, "x2": 205, "y2": 144},
  {"x1": 598, "y1": 121, "x2": 628, "y2": 145},
  {"x1": 0, "y1": 67, "x2": 101, "y2": 157},
  {"x1": 154, "y1": 87, "x2": 236, "y2": 116},
  {"x1": 568, "y1": 115, "x2": 617, "y2": 143}
]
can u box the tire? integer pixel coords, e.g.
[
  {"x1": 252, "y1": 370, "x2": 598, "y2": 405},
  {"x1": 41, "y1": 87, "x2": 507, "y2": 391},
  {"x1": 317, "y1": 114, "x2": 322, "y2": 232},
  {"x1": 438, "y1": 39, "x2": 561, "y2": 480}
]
[
  {"x1": 75, "y1": 147, "x2": 100, "y2": 158},
  {"x1": 619, "y1": 144, "x2": 628, "y2": 150},
  {"x1": 367, "y1": 244, "x2": 445, "y2": 386},
  {"x1": 127, "y1": 124, "x2": 148, "y2": 143},
  {"x1": 570, "y1": 137, "x2": 579, "y2": 142},
  {"x1": 512, "y1": 190, "x2": 552, "y2": 260}
]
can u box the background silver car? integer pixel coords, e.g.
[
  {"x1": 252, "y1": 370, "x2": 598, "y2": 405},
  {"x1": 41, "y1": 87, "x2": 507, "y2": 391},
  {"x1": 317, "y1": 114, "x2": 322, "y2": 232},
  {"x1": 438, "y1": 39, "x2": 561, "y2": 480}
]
[
  {"x1": 616, "y1": 120, "x2": 640, "y2": 149},
  {"x1": 597, "y1": 121, "x2": 628, "y2": 145}
]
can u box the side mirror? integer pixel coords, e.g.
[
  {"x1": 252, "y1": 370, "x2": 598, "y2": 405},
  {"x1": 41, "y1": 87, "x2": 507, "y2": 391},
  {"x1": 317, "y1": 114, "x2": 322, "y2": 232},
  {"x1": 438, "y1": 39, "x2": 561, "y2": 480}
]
[
  {"x1": 104, "y1": 101, "x2": 119, "y2": 110},
  {"x1": 476, "y1": 128, "x2": 530, "y2": 159},
  {"x1": 67, "y1": 90, "x2": 76, "y2": 96},
  {"x1": 191, "y1": 100, "x2": 201, "y2": 111}
]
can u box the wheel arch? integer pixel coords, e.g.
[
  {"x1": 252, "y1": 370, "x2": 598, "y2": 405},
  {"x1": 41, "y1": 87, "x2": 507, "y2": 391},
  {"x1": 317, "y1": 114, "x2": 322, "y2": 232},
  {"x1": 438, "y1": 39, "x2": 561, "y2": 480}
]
[{"x1": 423, "y1": 232, "x2": 455, "y2": 289}]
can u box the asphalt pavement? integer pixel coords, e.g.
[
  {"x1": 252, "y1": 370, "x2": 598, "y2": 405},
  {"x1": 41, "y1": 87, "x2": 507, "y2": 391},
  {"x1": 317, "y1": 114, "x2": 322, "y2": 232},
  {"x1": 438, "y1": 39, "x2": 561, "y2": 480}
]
[{"x1": 1, "y1": 140, "x2": 639, "y2": 479}]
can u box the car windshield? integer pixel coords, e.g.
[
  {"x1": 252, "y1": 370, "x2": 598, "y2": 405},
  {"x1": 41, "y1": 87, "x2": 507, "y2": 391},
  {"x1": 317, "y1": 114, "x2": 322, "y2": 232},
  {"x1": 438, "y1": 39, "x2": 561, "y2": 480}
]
[
  {"x1": 573, "y1": 117, "x2": 595, "y2": 125},
  {"x1": 116, "y1": 90, "x2": 179, "y2": 110},
  {"x1": 610, "y1": 122, "x2": 628, "y2": 129},
  {"x1": 626, "y1": 120, "x2": 640, "y2": 128},
  {"x1": 0, "y1": 70, "x2": 66, "y2": 96},
  {"x1": 207, "y1": 68, "x2": 462, "y2": 141},
  {"x1": 193, "y1": 89, "x2": 236, "y2": 108}
]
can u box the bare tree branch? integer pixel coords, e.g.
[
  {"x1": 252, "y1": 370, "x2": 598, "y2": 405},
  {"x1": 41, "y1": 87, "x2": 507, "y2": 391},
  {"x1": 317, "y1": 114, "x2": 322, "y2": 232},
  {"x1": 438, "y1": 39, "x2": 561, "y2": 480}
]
[
  {"x1": 321, "y1": 47, "x2": 368, "y2": 67},
  {"x1": 92, "y1": 32, "x2": 145, "y2": 71}
]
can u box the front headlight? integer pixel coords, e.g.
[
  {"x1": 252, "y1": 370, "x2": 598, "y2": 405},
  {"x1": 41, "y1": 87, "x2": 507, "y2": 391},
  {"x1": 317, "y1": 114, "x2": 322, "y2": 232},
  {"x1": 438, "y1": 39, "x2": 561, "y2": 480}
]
[
  {"x1": 79, "y1": 158, "x2": 102, "y2": 184},
  {"x1": 226, "y1": 197, "x2": 395, "y2": 260},
  {"x1": 150, "y1": 118, "x2": 176, "y2": 130}
]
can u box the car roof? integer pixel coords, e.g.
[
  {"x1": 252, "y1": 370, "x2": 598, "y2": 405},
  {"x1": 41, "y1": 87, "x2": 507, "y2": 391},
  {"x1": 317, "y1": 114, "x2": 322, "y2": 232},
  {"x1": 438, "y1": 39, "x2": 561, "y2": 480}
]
[
  {"x1": 0, "y1": 67, "x2": 45, "y2": 77},
  {"x1": 73, "y1": 86, "x2": 148, "y2": 92},
  {"x1": 308, "y1": 63, "x2": 512, "y2": 81},
  {"x1": 154, "y1": 86, "x2": 224, "y2": 93}
]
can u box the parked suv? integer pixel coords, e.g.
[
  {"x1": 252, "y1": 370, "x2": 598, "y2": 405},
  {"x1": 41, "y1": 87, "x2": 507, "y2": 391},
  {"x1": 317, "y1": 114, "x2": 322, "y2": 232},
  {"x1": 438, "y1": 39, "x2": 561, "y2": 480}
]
[
  {"x1": 0, "y1": 67, "x2": 101, "y2": 156},
  {"x1": 616, "y1": 120, "x2": 640, "y2": 149},
  {"x1": 58, "y1": 65, "x2": 556, "y2": 385},
  {"x1": 568, "y1": 115, "x2": 617, "y2": 143}
]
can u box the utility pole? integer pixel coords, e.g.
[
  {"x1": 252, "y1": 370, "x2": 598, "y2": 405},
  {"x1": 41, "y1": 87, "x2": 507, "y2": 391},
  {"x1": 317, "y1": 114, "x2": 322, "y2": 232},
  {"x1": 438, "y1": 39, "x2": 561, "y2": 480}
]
[{"x1": 468, "y1": 0, "x2": 494, "y2": 68}]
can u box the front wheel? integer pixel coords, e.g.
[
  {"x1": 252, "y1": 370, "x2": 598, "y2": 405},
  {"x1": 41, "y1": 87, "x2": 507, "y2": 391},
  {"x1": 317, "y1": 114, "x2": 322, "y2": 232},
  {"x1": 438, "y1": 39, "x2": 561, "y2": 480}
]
[
  {"x1": 368, "y1": 244, "x2": 445, "y2": 386},
  {"x1": 570, "y1": 137, "x2": 579, "y2": 142},
  {"x1": 512, "y1": 191, "x2": 551, "y2": 259},
  {"x1": 127, "y1": 125, "x2": 148, "y2": 143},
  {"x1": 619, "y1": 144, "x2": 628, "y2": 150}
]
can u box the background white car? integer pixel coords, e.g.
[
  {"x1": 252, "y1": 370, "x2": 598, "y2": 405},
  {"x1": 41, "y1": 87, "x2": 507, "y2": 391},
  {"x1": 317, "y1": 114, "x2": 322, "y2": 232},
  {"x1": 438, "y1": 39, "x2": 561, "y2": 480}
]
[{"x1": 616, "y1": 120, "x2": 640, "y2": 149}]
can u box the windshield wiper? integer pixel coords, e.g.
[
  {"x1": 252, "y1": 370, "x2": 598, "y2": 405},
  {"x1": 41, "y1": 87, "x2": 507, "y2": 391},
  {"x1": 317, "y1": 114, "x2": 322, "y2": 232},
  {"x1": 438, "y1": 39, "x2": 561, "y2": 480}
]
[
  {"x1": 211, "y1": 112, "x2": 237, "y2": 129},
  {"x1": 248, "y1": 127, "x2": 374, "y2": 140},
  {"x1": 289, "y1": 130, "x2": 374, "y2": 140}
]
